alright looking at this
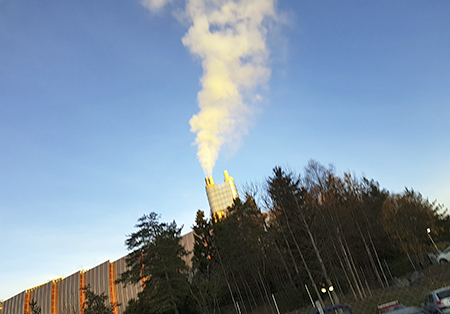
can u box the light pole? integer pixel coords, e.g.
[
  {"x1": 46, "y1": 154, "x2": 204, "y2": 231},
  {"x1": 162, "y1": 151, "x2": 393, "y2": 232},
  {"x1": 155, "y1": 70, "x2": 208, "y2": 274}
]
[
  {"x1": 427, "y1": 228, "x2": 439, "y2": 252},
  {"x1": 321, "y1": 285, "x2": 335, "y2": 306}
]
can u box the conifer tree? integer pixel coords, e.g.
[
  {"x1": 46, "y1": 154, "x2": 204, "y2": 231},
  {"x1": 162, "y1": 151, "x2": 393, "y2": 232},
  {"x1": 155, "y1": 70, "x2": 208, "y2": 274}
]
[
  {"x1": 190, "y1": 210, "x2": 225, "y2": 314},
  {"x1": 28, "y1": 299, "x2": 41, "y2": 314},
  {"x1": 81, "y1": 285, "x2": 117, "y2": 314},
  {"x1": 117, "y1": 212, "x2": 189, "y2": 314}
]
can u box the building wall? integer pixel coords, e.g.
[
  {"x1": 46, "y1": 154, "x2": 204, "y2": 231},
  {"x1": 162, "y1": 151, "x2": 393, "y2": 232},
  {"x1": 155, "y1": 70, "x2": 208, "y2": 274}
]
[
  {"x1": 85, "y1": 261, "x2": 110, "y2": 299},
  {"x1": 58, "y1": 271, "x2": 81, "y2": 314},
  {"x1": 28, "y1": 281, "x2": 58, "y2": 314},
  {"x1": 109, "y1": 263, "x2": 119, "y2": 314},
  {"x1": 2, "y1": 232, "x2": 194, "y2": 314},
  {"x1": 180, "y1": 231, "x2": 195, "y2": 268},
  {"x1": 2, "y1": 291, "x2": 25, "y2": 314},
  {"x1": 114, "y1": 256, "x2": 142, "y2": 314}
]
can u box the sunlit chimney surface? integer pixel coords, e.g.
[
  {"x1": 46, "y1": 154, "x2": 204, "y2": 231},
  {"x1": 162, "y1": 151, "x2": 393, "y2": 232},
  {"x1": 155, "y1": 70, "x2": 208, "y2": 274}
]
[{"x1": 205, "y1": 170, "x2": 239, "y2": 219}]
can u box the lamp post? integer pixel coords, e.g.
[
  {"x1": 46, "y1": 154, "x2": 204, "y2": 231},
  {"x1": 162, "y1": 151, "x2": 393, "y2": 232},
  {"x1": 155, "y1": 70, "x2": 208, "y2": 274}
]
[{"x1": 427, "y1": 228, "x2": 439, "y2": 252}]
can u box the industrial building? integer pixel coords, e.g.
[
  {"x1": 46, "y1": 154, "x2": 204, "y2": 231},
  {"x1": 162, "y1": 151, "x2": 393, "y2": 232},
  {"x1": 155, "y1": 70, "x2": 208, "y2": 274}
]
[
  {"x1": 1, "y1": 255, "x2": 141, "y2": 314},
  {"x1": 1, "y1": 232, "x2": 195, "y2": 314},
  {"x1": 2, "y1": 171, "x2": 238, "y2": 314}
]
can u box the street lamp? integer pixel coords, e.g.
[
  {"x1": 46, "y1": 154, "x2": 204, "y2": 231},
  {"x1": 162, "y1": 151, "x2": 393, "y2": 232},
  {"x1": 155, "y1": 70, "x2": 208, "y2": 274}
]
[
  {"x1": 427, "y1": 228, "x2": 439, "y2": 252},
  {"x1": 321, "y1": 285, "x2": 335, "y2": 306}
]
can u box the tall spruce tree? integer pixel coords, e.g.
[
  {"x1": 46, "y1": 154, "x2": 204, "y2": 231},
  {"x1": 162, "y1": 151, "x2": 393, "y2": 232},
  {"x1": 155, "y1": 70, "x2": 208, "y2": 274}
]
[
  {"x1": 190, "y1": 210, "x2": 226, "y2": 314},
  {"x1": 117, "y1": 212, "x2": 189, "y2": 314},
  {"x1": 192, "y1": 210, "x2": 216, "y2": 275}
]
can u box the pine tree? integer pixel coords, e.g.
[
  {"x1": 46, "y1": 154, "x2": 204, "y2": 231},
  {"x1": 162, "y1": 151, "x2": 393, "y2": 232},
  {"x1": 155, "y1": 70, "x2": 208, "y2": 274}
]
[{"x1": 117, "y1": 212, "x2": 189, "y2": 314}]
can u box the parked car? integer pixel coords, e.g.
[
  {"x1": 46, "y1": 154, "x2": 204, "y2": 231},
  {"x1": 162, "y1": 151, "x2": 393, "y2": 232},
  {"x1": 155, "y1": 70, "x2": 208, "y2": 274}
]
[
  {"x1": 436, "y1": 246, "x2": 450, "y2": 264},
  {"x1": 378, "y1": 300, "x2": 423, "y2": 314},
  {"x1": 307, "y1": 304, "x2": 355, "y2": 314},
  {"x1": 423, "y1": 286, "x2": 450, "y2": 314}
]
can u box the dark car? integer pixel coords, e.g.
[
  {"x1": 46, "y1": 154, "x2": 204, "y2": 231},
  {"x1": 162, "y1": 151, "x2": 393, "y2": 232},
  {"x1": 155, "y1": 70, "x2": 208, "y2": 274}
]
[{"x1": 307, "y1": 304, "x2": 355, "y2": 314}]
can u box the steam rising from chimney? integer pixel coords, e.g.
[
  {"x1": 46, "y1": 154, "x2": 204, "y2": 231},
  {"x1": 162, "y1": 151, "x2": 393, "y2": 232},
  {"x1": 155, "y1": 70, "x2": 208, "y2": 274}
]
[{"x1": 141, "y1": 0, "x2": 277, "y2": 177}]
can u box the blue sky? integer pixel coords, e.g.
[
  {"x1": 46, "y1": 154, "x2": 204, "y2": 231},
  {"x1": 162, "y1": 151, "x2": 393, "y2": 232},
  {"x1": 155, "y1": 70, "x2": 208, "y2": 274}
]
[{"x1": 1, "y1": 0, "x2": 449, "y2": 300}]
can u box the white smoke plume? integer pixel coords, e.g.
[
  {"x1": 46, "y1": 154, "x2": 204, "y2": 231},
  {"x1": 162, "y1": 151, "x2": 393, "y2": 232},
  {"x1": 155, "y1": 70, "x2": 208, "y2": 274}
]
[{"x1": 142, "y1": 0, "x2": 277, "y2": 177}]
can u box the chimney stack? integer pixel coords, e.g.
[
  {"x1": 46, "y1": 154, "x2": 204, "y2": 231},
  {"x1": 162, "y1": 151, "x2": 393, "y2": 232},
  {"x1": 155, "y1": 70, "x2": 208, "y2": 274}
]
[{"x1": 205, "y1": 170, "x2": 239, "y2": 220}]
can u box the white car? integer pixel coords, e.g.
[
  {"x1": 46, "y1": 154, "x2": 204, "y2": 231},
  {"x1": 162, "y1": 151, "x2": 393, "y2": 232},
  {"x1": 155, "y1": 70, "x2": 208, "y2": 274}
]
[
  {"x1": 378, "y1": 301, "x2": 423, "y2": 314},
  {"x1": 437, "y1": 246, "x2": 450, "y2": 264},
  {"x1": 423, "y1": 287, "x2": 450, "y2": 314}
]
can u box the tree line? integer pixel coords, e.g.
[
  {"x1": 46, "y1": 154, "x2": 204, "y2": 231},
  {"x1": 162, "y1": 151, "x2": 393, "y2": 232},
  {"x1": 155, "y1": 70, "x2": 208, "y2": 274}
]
[{"x1": 28, "y1": 160, "x2": 446, "y2": 314}]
